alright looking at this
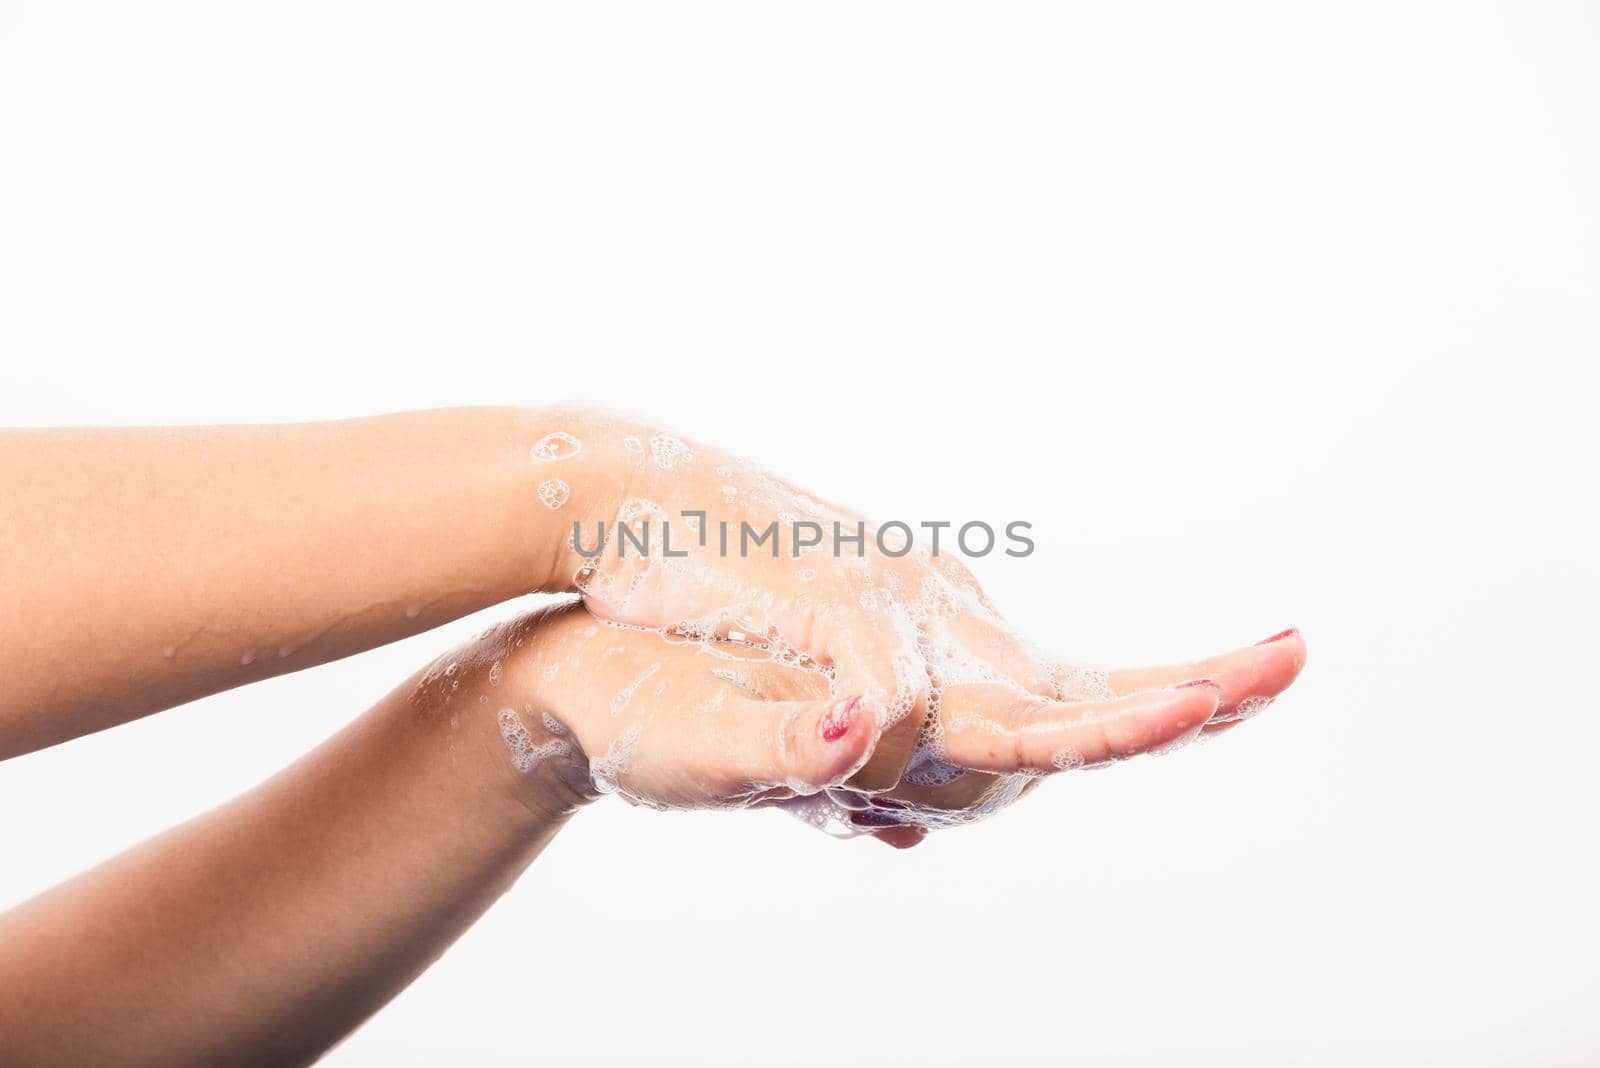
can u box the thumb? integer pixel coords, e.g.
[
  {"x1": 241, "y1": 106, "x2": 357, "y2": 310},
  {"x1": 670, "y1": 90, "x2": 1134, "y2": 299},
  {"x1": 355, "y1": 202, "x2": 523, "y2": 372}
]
[{"x1": 732, "y1": 694, "x2": 883, "y2": 793}]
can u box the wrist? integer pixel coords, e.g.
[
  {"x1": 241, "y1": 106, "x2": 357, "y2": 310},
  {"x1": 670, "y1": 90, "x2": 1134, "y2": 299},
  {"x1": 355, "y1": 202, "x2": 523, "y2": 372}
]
[
  {"x1": 409, "y1": 605, "x2": 598, "y2": 827},
  {"x1": 503, "y1": 406, "x2": 633, "y2": 594}
]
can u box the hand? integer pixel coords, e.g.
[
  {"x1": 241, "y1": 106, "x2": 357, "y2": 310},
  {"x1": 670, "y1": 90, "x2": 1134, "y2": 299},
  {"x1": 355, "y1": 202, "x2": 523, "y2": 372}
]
[
  {"x1": 461, "y1": 602, "x2": 1305, "y2": 843},
  {"x1": 454, "y1": 601, "x2": 881, "y2": 812},
  {"x1": 526, "y1": 409, "x2": 1128, "y2": 792},
  {"x1": 816, "y1": 626, "x2": 1308, "y2": 847}
]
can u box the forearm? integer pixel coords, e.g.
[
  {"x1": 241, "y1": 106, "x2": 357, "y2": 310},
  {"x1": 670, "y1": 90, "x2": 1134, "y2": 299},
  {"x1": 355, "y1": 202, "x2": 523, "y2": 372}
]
[
  {"x1": 0, "y1": 407, "x2": 586, "y2": 757},
  {"x1": 0, "y1": 620, "x2": 584, "y2": 1067}
]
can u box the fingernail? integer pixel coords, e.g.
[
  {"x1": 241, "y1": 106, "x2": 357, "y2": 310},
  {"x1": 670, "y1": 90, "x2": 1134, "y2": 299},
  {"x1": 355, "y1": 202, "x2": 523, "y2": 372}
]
[
  {"x1": 1255, "y1": 628, "x2": 1299, "y2": 646},
  {"x1": 821, "y1": 696, "x2": 861, "y2": 742},
  {"x1": 1172, "y1": 678, "x2": 1220, "y2": 692}
]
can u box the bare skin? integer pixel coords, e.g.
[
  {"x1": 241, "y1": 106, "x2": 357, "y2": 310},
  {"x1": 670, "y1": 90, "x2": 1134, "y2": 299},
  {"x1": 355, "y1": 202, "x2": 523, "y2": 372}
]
[
  {"x1": 506, "y1": 605, "x2": 1306, "y2": 845},
  {"x1": 0, "y1": 409, "x2": 1307, "y2": 1060},
  {"x1": 0, "y1": 408, "x2": 567, "y2": 757},
  {"x1": 0, "y1": 605, "x2": 1301, "y2": 1065},
  {"x1": 0, "y1": 408, "x2": 1275, "y2": 791},
  {"x1": 0, "y1": 614, "x2": 584, "y2": 1067}
]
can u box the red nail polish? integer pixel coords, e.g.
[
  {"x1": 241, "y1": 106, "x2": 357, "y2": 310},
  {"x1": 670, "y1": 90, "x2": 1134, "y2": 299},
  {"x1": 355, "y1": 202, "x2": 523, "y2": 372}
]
[
  {"x1": 821, "y1": 697, "x2": 860, "y2": 742},
  {"x1": 1255, "y1": 628, "x2": 1299, "y2": 646},
  {"x1": 1174, "y1": 678, "x2": 1220, "y2": 691}
]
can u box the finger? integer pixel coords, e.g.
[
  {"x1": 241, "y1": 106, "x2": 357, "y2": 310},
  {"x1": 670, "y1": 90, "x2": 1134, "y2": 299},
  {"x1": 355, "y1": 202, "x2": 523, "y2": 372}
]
[
  {"x1": 937, "y1": 680, "x2": 1222, "y2": 774},
  {"x1": 1200, "y1": 719, "x2": 1244, "y2": 738},
  {"x1": 871, "y1": 826, "x2": 928, "y2": 849},
  {"x1": 826, "y1": 622, "x2": 929, "y2": 793},
  {"x1": 936, "y1": 611, "x2": 1057, "y2": 696},
  {"x1": 933, "y1": 610, "x2": 1115, "y2": 703},
  {"x1": 841, "y1": 806, "x2": 930, "y2": 846},
  {"x1": 721, "y1": 694, "x2": 883, "y2": 792},
  {"x1": 1107, "y1": 628, "x2": 1307, "y2": 724},
  {"x1": 870, "y1": 769, "x2": 1014, "y2": 813}
]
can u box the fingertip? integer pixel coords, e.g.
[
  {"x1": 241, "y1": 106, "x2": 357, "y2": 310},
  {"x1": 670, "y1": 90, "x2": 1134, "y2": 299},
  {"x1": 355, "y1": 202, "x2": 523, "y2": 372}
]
[
  {"x1": 1253, "y1": 626, "x2": 1308, "y2": 672},
  {"x1": 809, "y1": 696, "x2": 882, "y2": 787},
  {"x1": 853, "y1": 695, "x2": 886, "y2": 743},
  {"x1": 872, "y1": 826, "x2": 928, "y2": 849},
  {"x1": 1150, "y1": 681, "x2": 1222, "y2": 742},
  {"x1": 1225, "y1": 628, "x2": 1306, "y2": 711},
  {"x1": 818, "y1": 695, "x2": 862, "y2": 743},
  {"x1": 1188, "y1": 630, "x2": 1308, "y2": 712}
]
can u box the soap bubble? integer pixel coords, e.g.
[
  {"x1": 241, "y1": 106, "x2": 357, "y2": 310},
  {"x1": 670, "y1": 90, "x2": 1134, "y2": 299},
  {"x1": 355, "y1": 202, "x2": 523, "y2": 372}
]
[
  {"x1": 1051, "y1": 745, "x2": 1085, "y2": 771},
  {"x1": 498, "y1": 708, "x2": 574, "y2": 774},
  {"x1": 532, "y1": 432, "x2": 583, "y2": 462},
  {"x1": 537, "y1": 478, "x2": 571, "y2": 509},
  {"x1": 649, "y1": 434, "x2": 694, "y2": 470},
  {"x1": 592, "y1": 723, "x2": 644, "y2": 794},
  {"x1": 610, "y1": 663, "x2": 661, "y2": 717}
]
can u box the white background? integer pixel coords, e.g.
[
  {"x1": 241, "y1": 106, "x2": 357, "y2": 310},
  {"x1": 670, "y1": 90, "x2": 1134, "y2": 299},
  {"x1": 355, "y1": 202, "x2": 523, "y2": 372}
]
[{"x1": 2, "y1": 2, "x2": 1597, "y2": 1064}]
